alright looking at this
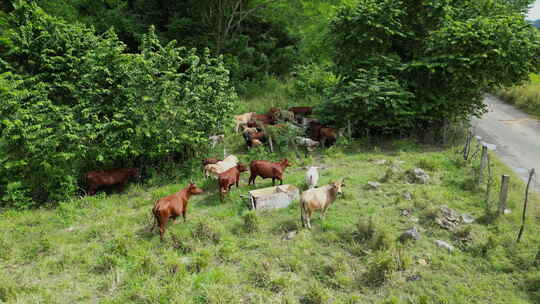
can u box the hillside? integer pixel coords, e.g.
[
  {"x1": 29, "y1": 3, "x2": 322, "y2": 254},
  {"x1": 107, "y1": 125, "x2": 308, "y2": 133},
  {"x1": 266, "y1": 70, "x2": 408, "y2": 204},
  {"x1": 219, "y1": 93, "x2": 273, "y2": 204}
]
[{"x1": 1, "y1": 125, "x2": 539, "y2": 302}]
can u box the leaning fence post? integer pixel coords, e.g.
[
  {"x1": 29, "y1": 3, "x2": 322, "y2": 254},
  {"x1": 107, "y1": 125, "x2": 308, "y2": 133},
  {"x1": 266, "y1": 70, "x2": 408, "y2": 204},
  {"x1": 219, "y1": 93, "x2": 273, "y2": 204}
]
[
  {"x1": 485, "y1": 153, "x2": 493, "y2": 210},
  {"x1": 268, "y1": 135, "x2": 274, "y2": 153},
  {"x1": 478, "y1": 145, "x2": 488, "y2": 186},
  {"x1": 498, "y1": 175, "x2": 510, "y2": 215},
  {"x1": 347, "y1": 120, "x2": 352, "y2": 140},
  {"x1": 517, "y1": 168, "x2": 535, "y2": 243},
  {"x1": 463, "y1": 129, "x2": 473, "y2": 160}
]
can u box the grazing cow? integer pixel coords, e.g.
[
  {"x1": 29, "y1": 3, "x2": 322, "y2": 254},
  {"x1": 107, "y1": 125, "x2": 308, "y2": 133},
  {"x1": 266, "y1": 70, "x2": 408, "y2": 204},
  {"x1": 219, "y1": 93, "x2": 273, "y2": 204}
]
[
  {"x1": 246, "y1": 120, "x2": 260, "y2": 128},
  {"x1": 289, "y1": 106, "x2": 313, "y2": 117},
  {"x1": 151, "y1": 183, "x2": 204, "y2": 240},
  {"x1": 208, "y1": 135, "x2": 225, "y2": 149},
  {"x1": 302, "y1": 117, "x2": 319, "y2": 127},
  {"x1": 300, "y1": 180, "x2": 345, "y2": 229},
  {"x1": 295, "y1": 136, "x2": 320, "y2": 152},
  {"x1": 234, "y1": 112, "x2": 255, "y2": 132},
  {"x1": 241, "y1": 126, "x2": 258, "y2": 134},
  {"x1": 277, "y1": 110, "x2": 295, "y2": 122},
  {"x1": 309, "y1": 122, "x2": 338, "y2": 147},
  {"x1": 252, "y1": 113, "x2": 276, "y2": 126},
  {"x1": 248, "y1": 158, "x2": 291, "y2": 186},
  {"x1": 243, "y1": 130, "x2": 267, "y2": 149},
  {"x1": 85, "y1": 168, "x2": 140, "y2": 195},
  {"x1": 305, "y1": 166, "x2": 321, "y2": 189},
  {"x1": 201, "y1": 158, "x2": 221, "y2": 173},
  {"x1": 268, "y1": 107, "x2": 280, "y2": 116},
  {"x1": 218, "y1": 163, "x2": 247, "y2": 201},
  {"x1": 204, "y1": 155, "x2": 239, "y2": 178}
]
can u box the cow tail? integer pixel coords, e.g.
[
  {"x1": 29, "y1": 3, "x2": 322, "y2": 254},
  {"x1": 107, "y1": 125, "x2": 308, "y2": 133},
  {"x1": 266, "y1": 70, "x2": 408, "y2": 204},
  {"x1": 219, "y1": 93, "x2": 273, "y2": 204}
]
[
  {"x1": 150, "y1": 200, "x2": 160, "y2": 231},
  {"x1": 300, "y1": 199, "x2": 305, "y2": 228}
]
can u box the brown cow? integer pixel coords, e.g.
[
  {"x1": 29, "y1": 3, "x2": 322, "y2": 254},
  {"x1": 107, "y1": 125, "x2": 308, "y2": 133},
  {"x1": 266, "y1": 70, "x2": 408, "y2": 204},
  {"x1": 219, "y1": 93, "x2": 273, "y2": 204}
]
[
  {"x1": 252, "y1": 113, "x2": 276, "y2": 126},
  {"x1": 151, "y1": 183, "x2": 204, "y2": 240},
  {"x1": 289, "y1": 106, "x2": 313, "y2": 117},
  {"x1": 309, "y1": 122, "x2": 338, "y2": 147},
  {"x1": 85, "y1": 168, "x2": 140, "y2": 195},
  {"x1": 248, "y1": 159, "x2": 291, "y2": 186},
  {"x1": 218, "y1": 163, "x2": 247, "y2": 201}
]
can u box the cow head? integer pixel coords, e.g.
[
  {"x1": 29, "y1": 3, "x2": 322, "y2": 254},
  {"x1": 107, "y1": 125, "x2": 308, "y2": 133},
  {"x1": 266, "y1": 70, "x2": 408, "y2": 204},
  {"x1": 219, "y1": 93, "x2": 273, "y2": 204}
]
[
  {"x1": 237, "y1": 163, "x2": 248, "y2": 173},
  {"x1": 188, "y1": 183, "x2": 204, "y2": 195},
  {"x1": 332, "y1": 179, "x2": 345, "y2": 196},
  {"x1": 281, "y1": 158, "x2": 292, "y2": 168},
  {"x1": 131, "y1": 168, "x2": 142, "y2": 180}
]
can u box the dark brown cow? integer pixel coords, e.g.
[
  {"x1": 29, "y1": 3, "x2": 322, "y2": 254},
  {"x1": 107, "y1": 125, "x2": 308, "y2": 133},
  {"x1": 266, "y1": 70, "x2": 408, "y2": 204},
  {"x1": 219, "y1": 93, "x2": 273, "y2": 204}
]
[
  {"x1": 309, "y1": 122, "x2": 338, "y2": 147},
  {"x1": 252, "y1": 113, "x2": 276, "y2": 126},
  {"x1": 151, "y1": 183, "x2": 204, "y2": 240},
  {"x1": 248, "y1": 159, "x2": 291, "y2": 186},
  {"x1": 85, "y1": 168, "x2": 140, "y2": 195},
  {"x1": 218, "y1": 163, "x2": 247, "y2": 201},
  {"x1": 289, "y1": 106, "x2": 313, "y2": 117},
  {"x1": 243, "y1": 130, "x2": 267, "y2": 148}
]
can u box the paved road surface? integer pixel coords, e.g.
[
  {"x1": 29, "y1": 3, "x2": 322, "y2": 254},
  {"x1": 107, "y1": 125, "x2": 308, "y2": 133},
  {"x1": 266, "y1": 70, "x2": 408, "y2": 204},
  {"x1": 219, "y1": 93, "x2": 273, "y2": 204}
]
[{"x1": 473, "y1": 95, "x2": 540, "y2": 193}]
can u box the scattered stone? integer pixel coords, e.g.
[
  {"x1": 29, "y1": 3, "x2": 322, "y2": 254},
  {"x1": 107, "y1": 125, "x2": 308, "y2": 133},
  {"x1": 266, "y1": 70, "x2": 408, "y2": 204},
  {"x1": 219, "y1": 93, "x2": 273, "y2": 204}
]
[
  {"x1": 461, "y1": 214, "x2": 475, "y2": 224},
  {"x1": 417, "y1": 258, "x2": 428, "y2": 266},
  {"x1": 401, "y1": 209, "x2": 411, "y2": 216},
  {"x1": 402, "y1": 191, "x2": 412, "y2": 200},
  {"x1": 179, "y1": 257, "x2": 192, "y2": 265},
  {"x1": 475, "y1": 136, "x2": 482, "y2": 141},
  {"x1": 406, "y1": 274, "x2": 422, "y2": 282},
  {"x1": 435, "y1": 240, "x2": 454, "y2": 252},
  {"x1": 373, "y1": 159, "x2": 388, "y2": 165},
  {"x1": 435, "y1": 206, "x2": 461, "y2": 230},
  {"x1": 407, "y1": 168, "x2": 430, "y2": 184},
  {"x1": 67, "y1": 226, "x2": 76, "y2": 232},
  {"x1": 399, "y1": 227, "x2": 420, "y2": 243},
  {"x1": 409, "y1": 216, "x2": 419, "y2": 223},
  {"x1": 367, "y1": 181, "x2": 382, "y2": 189},
  {"x1": 283, "y1": 230, "x2": 297, "y2": 240},
  {"x1": 504, "y1": 209, "x2": 512, "y2": 215}
]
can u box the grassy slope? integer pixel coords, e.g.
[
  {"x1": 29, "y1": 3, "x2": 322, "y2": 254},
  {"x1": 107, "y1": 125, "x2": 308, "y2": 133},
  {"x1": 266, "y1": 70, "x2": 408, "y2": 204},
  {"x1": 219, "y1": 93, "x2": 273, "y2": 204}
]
[
  {"x1": 1, "y1": 81, "x2": 540, "y2": 303},
  {"x1": 497, "y1": 74, "x2": 540, "y2": 119}
]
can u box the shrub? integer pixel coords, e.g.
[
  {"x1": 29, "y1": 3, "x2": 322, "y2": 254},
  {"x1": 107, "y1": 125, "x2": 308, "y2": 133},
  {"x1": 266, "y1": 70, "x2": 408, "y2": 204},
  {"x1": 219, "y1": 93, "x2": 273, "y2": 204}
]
[
  {"x1": 292, "y1": 63, "x2": 340, "y2": 98},
  {"x1": 0, "y1": 3, "x2": 236, "y2": 207},
  {"x1": 242, "y1": 210, "x2": 261, "y2": 233}
]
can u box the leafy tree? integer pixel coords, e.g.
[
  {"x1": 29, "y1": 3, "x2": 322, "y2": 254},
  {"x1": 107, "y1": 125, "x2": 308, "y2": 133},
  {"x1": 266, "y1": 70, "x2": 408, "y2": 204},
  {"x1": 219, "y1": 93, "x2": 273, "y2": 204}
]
[
  {"x1": 323, "y1": 0, "x2": 540, "y2": 133},
  {"x1": 0, "y1": 2, "x2": 236, "y2": 207}
]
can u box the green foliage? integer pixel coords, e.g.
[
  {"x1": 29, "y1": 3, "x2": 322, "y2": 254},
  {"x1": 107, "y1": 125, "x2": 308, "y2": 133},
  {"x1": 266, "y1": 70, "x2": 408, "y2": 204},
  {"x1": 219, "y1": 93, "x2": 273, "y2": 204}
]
[
  {"x1": 292, "y1": 62, "x2": 340, "y2": 99},
  {"x1": 0, "y1": 2, "x2": 235, "y2": 207},
  {"x1": 327, "y1": 0, "x2": 540, "y2": 132},
  {"x1": 497, "y1": 74, "x2": 540, "y2": 119},
  {"x1": 242, "y1": 210, "x2": 261, "y2": 233},
  {"x1": 316, "y1": 68, "x2": 414, "y2": 134}
]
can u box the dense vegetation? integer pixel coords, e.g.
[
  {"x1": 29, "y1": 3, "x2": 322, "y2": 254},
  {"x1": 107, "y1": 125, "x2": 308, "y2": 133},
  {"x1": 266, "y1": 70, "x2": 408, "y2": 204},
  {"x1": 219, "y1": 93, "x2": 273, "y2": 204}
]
[{"x1": 1, "y1": 0, "x2": 539, "y2": 207}]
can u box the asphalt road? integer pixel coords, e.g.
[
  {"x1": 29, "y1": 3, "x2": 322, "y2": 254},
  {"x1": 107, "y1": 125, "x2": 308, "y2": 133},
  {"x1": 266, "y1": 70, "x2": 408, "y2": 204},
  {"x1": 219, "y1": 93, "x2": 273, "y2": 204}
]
[{"x1": 473, "y1": 94, "x2": 540, "y2": 193}]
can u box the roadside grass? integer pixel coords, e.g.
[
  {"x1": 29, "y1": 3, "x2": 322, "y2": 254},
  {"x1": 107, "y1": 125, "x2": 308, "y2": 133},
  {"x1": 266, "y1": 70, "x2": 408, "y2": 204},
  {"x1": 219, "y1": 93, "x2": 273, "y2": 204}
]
[
  {"x1": 1, "y1": 137, "x2": 540, "y2": 303},
  {"x1": 497, "y1": 74, "x2": 540, "y2": 119}
]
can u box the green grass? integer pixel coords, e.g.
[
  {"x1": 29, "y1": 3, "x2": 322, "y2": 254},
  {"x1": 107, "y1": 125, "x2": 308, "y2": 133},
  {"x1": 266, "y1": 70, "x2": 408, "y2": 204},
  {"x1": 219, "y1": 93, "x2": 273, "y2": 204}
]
[
  {"x1": 1, "y1": 136, "x2": 540, "y2": 303},
  {"x1": 497, "y1": 74, "x2": 540, "y2": 119}
]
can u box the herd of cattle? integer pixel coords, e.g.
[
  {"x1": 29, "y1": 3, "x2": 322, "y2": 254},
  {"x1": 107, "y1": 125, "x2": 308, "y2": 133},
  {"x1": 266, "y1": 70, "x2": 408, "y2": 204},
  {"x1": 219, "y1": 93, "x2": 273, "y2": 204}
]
[{"x1": 84, "y1": 106, "x2": 345, "y2": 240}]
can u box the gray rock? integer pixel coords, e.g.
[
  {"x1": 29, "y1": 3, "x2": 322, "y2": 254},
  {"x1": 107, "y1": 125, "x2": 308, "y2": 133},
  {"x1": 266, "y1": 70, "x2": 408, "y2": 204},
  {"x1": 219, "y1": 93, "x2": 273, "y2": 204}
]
[
  {"x1": 412, "y1": 168, "x2": 430, "y2": 184},
  {"x1": 504, "y1": 209, "x2": 512, "y2": 215},
  {"x1": 461, "y1": 214, "x2": 475, "y2": 224},
  {"x1": 367, "y1": 181, "x2": 382, "y2": 189},
  {"x1": 435, "y1": 240, "x2": 454, "y2": 252},
  {"x1": 373, "y1": 159, "x2": 387, "y2": 165},
  {"x1": 399, "y1": 227, "x2": 420, "y2": 243},
  {"x1": 284, "y1": 230, "x2": 297, "y2": 240},
  {"x1": 409, "y1": 216, "x2": 419, "y2": 223},
  {"x1": 402, "y1": 191, "x2": 412, "y2": 200},
  {"x1": 482, "y1": 143, "x2": 497, "y2": 151}
]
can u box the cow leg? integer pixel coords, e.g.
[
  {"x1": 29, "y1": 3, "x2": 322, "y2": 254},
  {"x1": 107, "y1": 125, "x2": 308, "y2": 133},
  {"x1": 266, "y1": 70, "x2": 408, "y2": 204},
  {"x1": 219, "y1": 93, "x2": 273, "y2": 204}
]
[
  {"x1": 182, "y1": 211, "x2": 187, "y2": 222},
  {"x1": 159, "y1": 216, "x2": 168, "y2": 241},
  {"x1": 279, "y1": 177, "x2": 283, "y2": 185},
  {"x1": 117, "y1": 181, "x2": 127, "y2": 193},
  {"x1": 248, "y1": 174, "x2": 256, "y2": 186},
  {"x1": 88, "y1": 186, "x2": 97, "y2": 196},
  {"x1": 306, "y1": 210, "x2": 312, "y2": 229},
  {"x1": 272, "y1": 178, "x2": 275, "y2": 186}
]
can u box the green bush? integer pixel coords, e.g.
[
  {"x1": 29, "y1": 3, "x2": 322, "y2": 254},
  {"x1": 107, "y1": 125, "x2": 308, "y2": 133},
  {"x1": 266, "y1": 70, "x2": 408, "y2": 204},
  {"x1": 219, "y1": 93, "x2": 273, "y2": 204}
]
[
  {"x1": 0, "y1": 2, "x2": 236, "y2": 207},
  {"x1": 327, "y1": 0, "x2": 540, "y2": 133},
  {"x1": 292, "y1": 63, "x2": 340, "y2": 98}
]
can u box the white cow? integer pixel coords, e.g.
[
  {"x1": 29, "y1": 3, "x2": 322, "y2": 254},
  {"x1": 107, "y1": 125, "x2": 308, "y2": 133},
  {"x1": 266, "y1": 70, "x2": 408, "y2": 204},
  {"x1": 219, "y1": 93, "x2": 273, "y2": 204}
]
[
  {"x1": 204, "y1": 155, "x2": 239, "y2": 178},
  {"x1": 305, "y1": 166, "x2": 321, "y2": 189}
]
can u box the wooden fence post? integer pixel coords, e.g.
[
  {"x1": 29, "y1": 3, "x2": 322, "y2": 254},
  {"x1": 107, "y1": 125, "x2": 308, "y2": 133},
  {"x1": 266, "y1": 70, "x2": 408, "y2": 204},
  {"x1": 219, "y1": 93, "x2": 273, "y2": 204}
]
[
  {"x1": 478, "y1": 145, "x2": 488, "y2": 185},
  {"x1": 485, "y1": 153, "x2": 493, "y2": 210},
  {"x1": 463, "y1": 129, "x2": 473, "y2": 160},
  {"x1": 498, "y1": 175, "x2": 510, "y2": 215},
  {"x1": 268, "y1": 136, "x2": 274, "y2": 153},
  {"x1": 517, "y1": 169, "x2": 535, "y2": 243}
]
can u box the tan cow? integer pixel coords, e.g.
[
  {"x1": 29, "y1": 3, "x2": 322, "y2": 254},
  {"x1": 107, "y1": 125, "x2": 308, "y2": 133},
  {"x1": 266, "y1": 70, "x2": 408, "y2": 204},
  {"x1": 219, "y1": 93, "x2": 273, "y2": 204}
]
[
  {"x1": 204, "y1": 155, "x2": 239, "y2": 178},
  {"x1": 234, "y1": 112, "x2": 255, "y2": 133},
  {"x1": 300, "y1": 180, "x2": 345, "y2": 229}
]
